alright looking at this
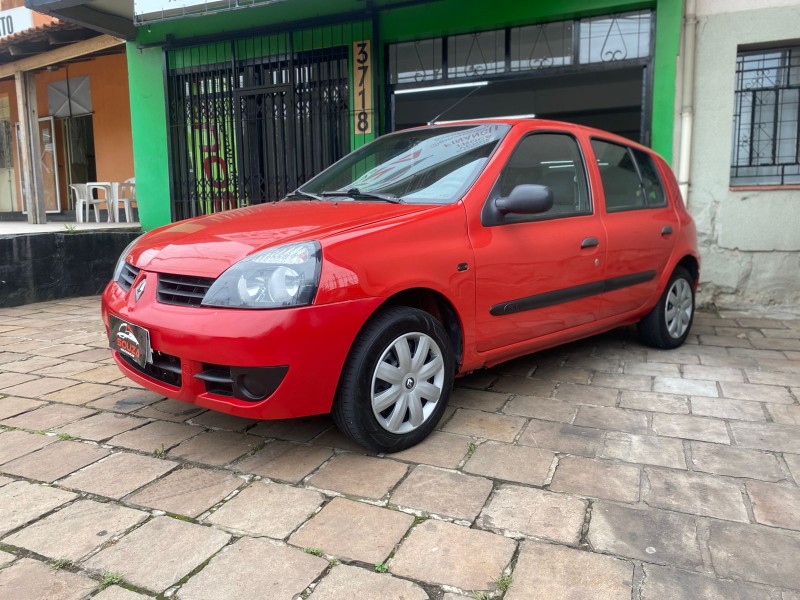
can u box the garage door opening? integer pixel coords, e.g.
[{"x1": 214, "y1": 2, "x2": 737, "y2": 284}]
[{"x1": 393, "y1": 66, "x2": 647, "y2": 144}]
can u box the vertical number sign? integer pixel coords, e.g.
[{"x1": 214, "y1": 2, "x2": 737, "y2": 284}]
[{"x1": 353, "y1": 40, "x2": 373, "y2": 134}]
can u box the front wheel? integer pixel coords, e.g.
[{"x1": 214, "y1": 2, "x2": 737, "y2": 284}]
[
  {"x1": 638, "y1": 266, "x2": 695, "y2": 349},
  {"x1": 332, "y1": 306, "x2": 455, "y2": 453}
]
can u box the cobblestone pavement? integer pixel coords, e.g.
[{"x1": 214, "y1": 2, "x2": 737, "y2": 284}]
[{"x1": 0, "y1": 296, "x2": 799, "y2": 599}]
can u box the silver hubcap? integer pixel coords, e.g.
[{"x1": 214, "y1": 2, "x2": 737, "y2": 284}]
[
  {"x1": 665, "y1": 278, "x2": 693, "y2": 339},
  {"x1": 371, "y1": 332, "x2": 445, "y2": 434}
]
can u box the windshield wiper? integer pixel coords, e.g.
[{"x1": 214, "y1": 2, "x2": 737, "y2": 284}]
[
  {"x1": 321, "y1": 188, "x2": 403, "y2": 204},
  {"x1": 284, "y1": 190, "x2": 324, "y2": 201}
]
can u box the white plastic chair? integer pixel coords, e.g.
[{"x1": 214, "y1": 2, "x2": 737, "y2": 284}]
[
  {"x1": 70, "y1": 183, "x2": 104, "y2": 223},
  {"x1": 115, "y1": 177, "x2": 137, "y2": 223}
]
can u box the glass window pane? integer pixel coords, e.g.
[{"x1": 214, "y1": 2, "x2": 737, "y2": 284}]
[
  {"x1": 591, "y1": 139, "x2": 645, "y2": 211},
  {"x1": 447, "y1": 30, "x2": 505, "y2": 79},
  {"x1": 510, "y1": 21, "x2": 573, "y2": 71},
  {"x1": 579, "y1": 11, "x2": 652, "y2": 64},
  {"x1": 498, "y1": 133, "x2": 591, "y2": 219},
  {"x1": 388, "y1": 39, "x2": 443, "y2": 85},
  {"x1": 632, "y1": 148, "x2": 666, "y2": 207}
]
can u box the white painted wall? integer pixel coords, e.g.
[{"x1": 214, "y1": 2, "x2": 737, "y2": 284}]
[{"x1": 685, "y1": 2, "x2": 800, "y2": 306}]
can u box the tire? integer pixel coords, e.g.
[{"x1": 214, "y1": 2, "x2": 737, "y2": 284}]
[
  {"x1": 332, "y1": 306, "x2": 455, "y2": 453},
  {"x1": 638, "y1": 266, "x2": 695, "y2": 349}
]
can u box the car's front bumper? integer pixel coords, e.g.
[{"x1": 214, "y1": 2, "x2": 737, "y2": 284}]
[{"x1": 101, "y1": 272, "x2": 383, "y2": 420}]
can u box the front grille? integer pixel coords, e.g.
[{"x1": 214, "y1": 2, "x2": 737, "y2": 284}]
[
  {"x1": 157, "y1": 273, "x2": 215, "y2": 307},
  {"x1": 117, "y1": 262, "x2": 140, "y2": 292},
  {"x1": 119, "y1": 349, "x2": 182, "y2": 388}
]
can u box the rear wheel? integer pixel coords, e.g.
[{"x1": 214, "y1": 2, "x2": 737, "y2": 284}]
[
  {"x1": 638, "y1": 266, "x2": 695, "y2": 349},
  {"x1": 332, "y1": 306, "x2": 454, "y2": 453}
]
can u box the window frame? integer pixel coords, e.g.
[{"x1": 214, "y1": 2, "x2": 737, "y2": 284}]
[
  {"x1": 590, "y1": 137, "x2": 668, "y2": 213},
  {"x1": 481, "y1": 130, "x2": 594, "y2": 227}
]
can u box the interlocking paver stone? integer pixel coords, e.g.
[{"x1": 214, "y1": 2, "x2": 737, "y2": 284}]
[
  {"x1": 0, "y1": 377, "x2": 77, "y2": 398},
  {"x1": 83, "y1": 516, "x2": 231, "y2": 593},
  {"x1": 441, "y1": 408, "x2": 526, "y2": 441},
  {"x1": 86, "y1": 388, "x2": 162, "y2": 413},
  {"x1": 644, "y1": 468, "x2": 748, "y2": 522},
  {"x1": 766, "y1": 404, "x2": 800, "y2": 426},
  {"x1": 0, "y1": 403, "x2": 95, "y2": 431},
  {"x1": 506, "y1": 540, "x2": 633, "y2": 600},
  {"x1": 391, "y1": 465, "x2": 492, "y2": 520},
  {"x1": 235, "y1": 440, "x2": 333, "y2": 482},
  {"x1": 588, "y1": 502, "x2": 702, "y2": 569},
  {"x1": 690, "y1": 441, "x2": 786, "y2": 482},
  {"x1": 504, "y1": 395, "x2": 577, "y2": 422},
  {"x1": 730, "y1": 421, "x2": 800, "y2": 454},
  {"x1": 786, "y1": 454, "x2": 800, "y2": 482},
  {"x1": 128, "y1": 467, "x2": 241, "y2": 517},
  {"x1": 491, "y1": 375, "x2": 557, "y2": 396},
  {"x1": 640, "y1": 564, "x2": 770, "y2": 600},
  {"x1": 654, "y1": 376, "x2": 718, "y2": 397},
  {"x1": 60, "y1": 452, "x2": 178, "y2": 498},
  {"x1": 107, "y1": 420, "x2": 200, "y2": 452},
  {"x1": 449, "y1": 387, "x2": 510, "y2": 411},
  {"x1": 0, "y1": 551, "x2": 12, "y2": 567},
  {"x1": 0, "y1": 372, "x2": 39, "y2": 390},
  {"x1": 309, "y1": 564, "x2": 428, "y2": 600},
  {"x1": 187, "y1": 411, "x2": 259, "y2": 431},
  {"x1": 574, "y1": 405, "x2": 648, "y2": 434},
  {"x1": 624, "y1": 360, "x2": 681, "y2": 377},
  {"x1": 478, "y1": 484, "x2": 586, "y2": 544},
  {"x1": 4, "y1": 499, "x2": 147, "y2": 561},
  {"x1": 0, "y1": 558, "x2": 97, "y2": 600},
  {"x1": 652, "y1": 413, "x2": 730, "y2": 444},
  {"x1": 2, "y1": 440, "x2": 109, "y2": 482},
  {"x1": 690, "y1": 396, "x2": 767, "y2": 421},
  {"x1": 388, "y1": 431, "x2": 470, "y2": 468},
  {"x1": 518, "y1": 419, "x2": 604, "y2": 457},
  {"x1": 720, "y1": 382, "x2": 794, "y2": 404},
  {"x1": 464, "y1": 440, "x2": 554, "y2": 485},
  {"x1": 0, "y1": 396, "x2": 44, "y2": 420},
  {"x1": 682, "y1": 365, "x2": 745, "y2": 383},
  {"x1": 53, "y1": 412, "x2": 147, "y2": 441},
  {"x1": 206, "y1": 480, "x2": 324, "y2": 538},
  {"x1": 591, "y1": 373, "x2": 652, "y2": 392},
  {"x1": 707, "y1": 520, "x2": 800, "y2": 589},
  {"x1": 132, "y1": 398, "x2": 205, "y2": 422},
  {"x1": 168, "y1": 430, "x2": 260, "y2": 466},
  {"x1": 289, "y1": 497, "x2": 413, "y2": 563},
  {"x1": 0, "y1": 430, "x2": 55, "y2": 464},
  {"x1": 602, "y1": 432, "x2": 687, "y2": 469},
  {"x1": 391, "y1": 519, "x2": 515, "y2": 591},
  {"x1": 249, "y1": 415, "x2": 332, "y2": 441},
  {"x1": 306, "y1": 453, "x2": 406, "y2": 499},
  {"x1": 41, "y1": 382, "x2": 119, "y2": 404},
  {"x1": 746, "y1": 481, "x2": 800, "y2": 530},
  {"x1": 619, "y1": 391, "x2": 689, "y2": 414},
  {"x1": 93, "y1": 588, "x2": 151, "y2": 600},
  {"x1": 554, "y1": 382, "x2": 619, "y2": 406},
  {"x1": 550, "y1": 456, "x2": 640, "y2": 502},
  {"x1": 178, "y1": 537, "x2": 327, "y2": 600},
  {"x1": 0, "y1": 480, "x2": 76, "y2": 535},
  {"x1": 746, "y1": 369, "x2": 800, "y2": 387}
]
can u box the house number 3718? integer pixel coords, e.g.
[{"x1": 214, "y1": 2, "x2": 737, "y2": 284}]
[{"x1": 354, "y1": 40, "x2": 373, "y2": 134}]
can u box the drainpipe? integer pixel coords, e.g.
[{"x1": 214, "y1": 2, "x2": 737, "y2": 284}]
[{"x1": 677, "y1": 0, "x2": 698, "y2": 206}]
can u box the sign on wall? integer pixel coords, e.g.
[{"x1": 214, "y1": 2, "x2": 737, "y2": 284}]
[
  {"x1": 353, "y1": 40, "x2": 373, "y2": 134},
  {"x1": 0, "y1": 7, "x2": 35, "y2": 39}
]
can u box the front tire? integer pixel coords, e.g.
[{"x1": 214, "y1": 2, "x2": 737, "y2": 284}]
[
  {"x1": 332, "y1": 306, "x2": 455, "y2": 453},
  {"x1": 638, "y1": 266, "x2": 695, "y2": 349}
]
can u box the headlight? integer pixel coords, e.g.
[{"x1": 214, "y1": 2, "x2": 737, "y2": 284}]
[
  {"x1": 112, "y1": 235, "x2": 142, "y2": 283},
  {"x1": 202, "y1": 241, "x2": 322, "y2": 309}
]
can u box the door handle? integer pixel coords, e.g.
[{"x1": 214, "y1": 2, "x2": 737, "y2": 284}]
[
  {"x1": 581, "y1": 237, "x2": 599, "y2": 249},
  {"x1": 661, "y1": 225, "x2": 673, "y2": 236}
]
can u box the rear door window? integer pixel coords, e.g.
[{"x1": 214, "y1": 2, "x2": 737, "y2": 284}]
[{"x1": 591, "y1": 139, "x2": 668, "y2": 211}]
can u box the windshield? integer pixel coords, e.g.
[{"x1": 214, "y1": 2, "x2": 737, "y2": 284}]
[{"x1": 295, "y1": 124, "x2": 510, "y2": 204}]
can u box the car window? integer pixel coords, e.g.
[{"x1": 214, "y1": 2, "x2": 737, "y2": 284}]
[
  {"x1": 494, "y1": 133, "x2": 591, "y2": 221},
  {"x1": 591, "y1": 139, "x2": 645, "y2": 211},
  {"x1": 632, "y1": 148, "x2": 667, "y2": 207}
]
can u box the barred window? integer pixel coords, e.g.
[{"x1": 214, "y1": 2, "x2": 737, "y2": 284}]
[{"x1": 731, "y1": 46, "x2": 800, "y2": 186}]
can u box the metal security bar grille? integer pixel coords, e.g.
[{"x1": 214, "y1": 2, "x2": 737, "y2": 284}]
[
  {"x1": 167, "y1": 29, "x2": 352, "y2": 221},
  {"x1": 731, "y1": 46, "x2": 800, "y2": 186}
]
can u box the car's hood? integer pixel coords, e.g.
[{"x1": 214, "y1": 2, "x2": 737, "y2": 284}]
[{"x1": 131, "y1": 201, "x2": 434, "y2": 277}]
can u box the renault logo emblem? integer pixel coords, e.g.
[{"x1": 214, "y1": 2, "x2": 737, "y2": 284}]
[{"x1": 134, "y1": 278, "x2": 146, "y2": 302}]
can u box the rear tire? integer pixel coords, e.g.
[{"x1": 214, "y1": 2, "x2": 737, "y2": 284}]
[
  {"x1": 332, "y1": 306, "x2": 455, "y2": 453},
  {"x1": 638, "y1": 266, "x2": 695, "y2": 349}
]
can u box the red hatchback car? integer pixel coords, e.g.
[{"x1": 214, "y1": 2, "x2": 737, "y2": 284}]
[{"x1": 103, "y1": 119, "x2": 699, "y2": 452}]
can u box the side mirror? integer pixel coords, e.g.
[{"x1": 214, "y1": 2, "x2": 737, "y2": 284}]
[{"x1": 495, "y1": 184, "x2": 554, "y2": 215}]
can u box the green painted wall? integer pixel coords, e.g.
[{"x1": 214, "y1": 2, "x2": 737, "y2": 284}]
[
  {"x1": 126, "y1": 42, "x2": 171, "y2": 231},
  {"x1": 127, "y1": 0, "x2": 683, "y2": 229}
]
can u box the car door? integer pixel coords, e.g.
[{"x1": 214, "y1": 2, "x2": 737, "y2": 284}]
[
  {"x1": 469, "y1": 130, "x2": 607, "y2": 352},
  {"x1": 589, "y1": 139, "x2": 680, "y2": 319}
]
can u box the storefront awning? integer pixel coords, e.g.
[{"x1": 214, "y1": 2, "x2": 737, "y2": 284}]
[{"x1": 25, "y1": 0, "x2": 135, "y2": 40}]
